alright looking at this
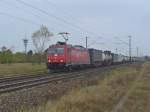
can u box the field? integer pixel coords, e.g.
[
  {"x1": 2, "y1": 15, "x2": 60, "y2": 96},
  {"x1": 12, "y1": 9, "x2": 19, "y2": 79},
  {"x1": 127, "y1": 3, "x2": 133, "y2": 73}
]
[
  {"x1": 0, "y1": 63, "x2": 46, "y2": 77},
  {"x1": 21, "y1": 62, "x2": 150, "y2": 112}
]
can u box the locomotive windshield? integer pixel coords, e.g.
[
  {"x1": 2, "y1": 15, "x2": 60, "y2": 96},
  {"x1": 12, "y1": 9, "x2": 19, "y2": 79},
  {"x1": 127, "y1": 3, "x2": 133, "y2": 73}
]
[{"x1": 48, "y1": 48, "x2": 64, "y2": 54}]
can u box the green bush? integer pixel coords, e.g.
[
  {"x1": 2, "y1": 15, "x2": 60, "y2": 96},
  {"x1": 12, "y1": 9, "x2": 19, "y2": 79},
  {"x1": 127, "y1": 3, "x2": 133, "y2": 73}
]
[{"x1": 0, "y1": 50, "x2": 13, "y2": 63}]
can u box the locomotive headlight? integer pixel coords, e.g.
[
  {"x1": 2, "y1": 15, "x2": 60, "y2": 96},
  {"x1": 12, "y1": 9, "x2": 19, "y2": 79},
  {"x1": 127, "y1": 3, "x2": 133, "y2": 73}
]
[
  {"x1": 60, "y1": 60, "x2": 63, "y2": 62},
  {"x1": 54, "y1": 54, "x2": 58, "y2": 56}
]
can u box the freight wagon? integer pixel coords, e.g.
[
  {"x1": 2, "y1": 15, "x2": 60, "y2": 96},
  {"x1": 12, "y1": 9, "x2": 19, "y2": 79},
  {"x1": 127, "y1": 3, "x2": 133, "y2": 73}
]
[
  {"x1": 112, "y1": 54, "x2": 130, "y2": 64},
  {"x1": 88, "y1": 49, "x2": 103, "y2": 67},
  {"x1": 103, "y1": 51, "x2": 112, "y2": 65},
  {"x1": 88, "y1": 49, "x2": 113, "y2": 67}
]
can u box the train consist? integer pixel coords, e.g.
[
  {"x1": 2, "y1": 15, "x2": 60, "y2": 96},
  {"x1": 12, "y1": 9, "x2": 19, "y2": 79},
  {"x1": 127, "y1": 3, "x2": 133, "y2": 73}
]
[{"x1": 47, "y1": 42, "x2": 142, "y2": 71}]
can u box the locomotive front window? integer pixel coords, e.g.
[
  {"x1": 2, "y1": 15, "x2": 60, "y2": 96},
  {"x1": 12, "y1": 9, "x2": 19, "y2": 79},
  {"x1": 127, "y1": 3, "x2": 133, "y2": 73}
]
[{"x1": 48, "y1": 48, "x2": 64, "y2": 54}]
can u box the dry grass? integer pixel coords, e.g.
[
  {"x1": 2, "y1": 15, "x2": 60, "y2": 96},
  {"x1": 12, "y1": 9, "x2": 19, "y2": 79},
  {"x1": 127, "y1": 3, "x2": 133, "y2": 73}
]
[
  {"x1": 0, "y1": 63, "x2": 46, "y2": 77},
  {"x1": 21, "y1": 63, "x2": 146, "y2": 112},
  {"x1": 121, "y1": 62, "x2": 150, "y2": 112},
  {"x1": 48, "y1": 67, "x2": 139, "y2": 112}
]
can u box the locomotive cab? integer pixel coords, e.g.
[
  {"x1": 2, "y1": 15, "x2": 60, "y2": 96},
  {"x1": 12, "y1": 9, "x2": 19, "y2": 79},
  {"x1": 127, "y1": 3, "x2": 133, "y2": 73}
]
[
  {"x1": 47, "y1": 42, "x2": 90, "y2": 71},
  {"x1": 47, "y1": 42, "x2": 67, "y2": 70}
]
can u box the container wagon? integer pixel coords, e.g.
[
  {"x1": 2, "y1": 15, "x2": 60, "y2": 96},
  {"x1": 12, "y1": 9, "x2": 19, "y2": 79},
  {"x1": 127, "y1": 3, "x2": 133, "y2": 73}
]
[{"x1": 88, "y1": 49, "x2": 103, "y2": 67}]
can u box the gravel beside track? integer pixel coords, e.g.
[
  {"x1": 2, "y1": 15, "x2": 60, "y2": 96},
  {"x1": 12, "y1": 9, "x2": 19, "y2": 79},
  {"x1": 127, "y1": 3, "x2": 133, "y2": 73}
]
[
  {"x1": 0, "y1": 63, "x2": 141, "y2": 112},
  {"x1": 0, "y1": 67, "x2": 107, "y2": 94}
]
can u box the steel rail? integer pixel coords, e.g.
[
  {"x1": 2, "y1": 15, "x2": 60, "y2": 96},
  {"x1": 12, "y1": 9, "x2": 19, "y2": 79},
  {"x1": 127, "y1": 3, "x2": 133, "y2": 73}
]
[
  {"x1": 0, "y1": 67, "x2": 102, "y2": 94},
  {"x1": 0, "y1": 63, "x2": 132, "y2": 94}
]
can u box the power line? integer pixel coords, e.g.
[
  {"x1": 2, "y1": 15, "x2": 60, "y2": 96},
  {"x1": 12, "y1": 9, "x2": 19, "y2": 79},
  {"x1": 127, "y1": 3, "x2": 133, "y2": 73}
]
[
  {"x1": 129, "y1": 35, "x2": 132, "y2": 61},
  {"x1": 2, "y1": 0, "x2": 109, "y2": 47},
  {"x1": 87, "y1": 36, "x2": 103, "y2": 47},
  {"x1": 45, "y1": 0, "x2": 102, "y2": 37},
  {"x1": 136, "y1": 47, "x2": 139, "y2": 57},
  {"x1": 0, "y1": 12, "x2": 40, "y2": 26},
  {"x1": 114, "y1": 36, "x2": 131, "y2": 56},
  {"x1": 1, "y1": 0, "x2": 44, "y2": 21},
  {"x1": 13, "y1": 0, "x2": 87, "y2": 37},
  {"x1": 0, "y1": 1, "x2": 39, "y2": 26},
  {"x1": 0, "y1": 0, "x2": 116, "y2": 51},
  {"x1": 46, "y1": 0, "x2": 107, "y2": 41},
  {"x1": 45, "y1": 0, "x2": 87, "y2": 33},
  {"x1": 0, "y1": 0, "x2": 59, "y2": 32},
  {"x1": 45, "y1": 0, "x2": 77, "y2": 21},
  {"x1": 0, "y1": 1, "x2": 85, "y2": 45},
  {"x1": 15, "y1": 0, "x2": 103, "y2": 38},
  {"x1": 15, "y1": 0, "x2": 86, "y2": 32},
  {"x1": 114, "y1": 36, "x2": 129, "y2": 45}
]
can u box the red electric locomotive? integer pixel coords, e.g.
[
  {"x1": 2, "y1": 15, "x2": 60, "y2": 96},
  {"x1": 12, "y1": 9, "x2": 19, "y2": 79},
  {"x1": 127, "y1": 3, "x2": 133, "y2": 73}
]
[{"x1": 47, "y1": 42, "x2": 90, "y2": 71}]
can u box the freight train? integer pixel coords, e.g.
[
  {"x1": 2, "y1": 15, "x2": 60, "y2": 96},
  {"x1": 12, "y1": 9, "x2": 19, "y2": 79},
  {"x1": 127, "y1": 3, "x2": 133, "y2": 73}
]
[{"x1": 46, "y1": 42, "x2": 142, "y2": 71}]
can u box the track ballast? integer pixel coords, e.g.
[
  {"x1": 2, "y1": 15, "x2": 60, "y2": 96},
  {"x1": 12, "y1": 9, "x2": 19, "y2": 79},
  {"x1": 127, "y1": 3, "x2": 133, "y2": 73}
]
[{"x1": 0, "y1": 64, "x2": 132, "y2": 94}]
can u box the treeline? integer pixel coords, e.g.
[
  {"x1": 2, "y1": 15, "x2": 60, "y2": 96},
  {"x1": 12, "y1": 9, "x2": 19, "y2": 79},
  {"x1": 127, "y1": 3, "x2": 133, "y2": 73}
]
[
  {"x1": 0, "y1": 25, "x2": 53, "y2": 64},
  {"x1": 0, "y1": 47, "x2": 46, "y2": 64}
]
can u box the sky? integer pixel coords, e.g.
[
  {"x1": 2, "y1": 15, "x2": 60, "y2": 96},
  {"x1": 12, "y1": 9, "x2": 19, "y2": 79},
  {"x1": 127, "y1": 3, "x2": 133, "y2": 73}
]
[{"x1": 0, "y1": 0, "x2": 150, "y2": 56}]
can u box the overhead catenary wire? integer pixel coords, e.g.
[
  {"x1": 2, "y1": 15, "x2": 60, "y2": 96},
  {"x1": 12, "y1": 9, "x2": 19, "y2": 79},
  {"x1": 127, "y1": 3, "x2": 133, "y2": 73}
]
[
  {"x1": 45, "y1": 0, "x2": 103, "y2": 38},
  {"x1": 15, "y1": 0, "x2": 86, "y2": 32},
  {"x1": 4, "y1": 0, "x2": 88, "y2": 38},
  {"x1": 114, "y1": 36, "x2": 129, "y2": 45},
  {"x1": 0, "y1": 0, "x2": 116, "y2": 51},
  {"x1": 0, "y1": 0, "x2": 60, "y2": 32},
  {"x1": 0, "y1": 11, "x2": 57, "y2": 34},
  {"x1": 15, "y1": 0, "x2": 102, "y2": 46},
  {"x1": 1, "y1": 0, "x2": 45, "y2": 22},
  {"x1": 1, "y1": 0, "x2": 113, "y2": 48},
  {"x1": 45, "y1": 0, "x2": 78, "y2": 21},
  {"x1": 46, "y1": 0, "x2": 113, "y2": 47},
  {"x1": 15, "y1": 0, "x2": 104, "y2": 38},
  {"x1": 0, "y1": 12, "x2": 40, "y2": 26},
  {"x1": 0, "y1": 0, "x2": 83, "y2": 47},
  {"x1": 87, "y1": 36, "x2": 103, "y2": 47}
]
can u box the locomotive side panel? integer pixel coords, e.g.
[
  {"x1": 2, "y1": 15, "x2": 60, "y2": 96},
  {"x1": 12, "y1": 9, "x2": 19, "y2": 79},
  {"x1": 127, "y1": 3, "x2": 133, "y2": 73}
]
[{"x1": 68, "y1": 47, "x2": 90, "y2": 66}]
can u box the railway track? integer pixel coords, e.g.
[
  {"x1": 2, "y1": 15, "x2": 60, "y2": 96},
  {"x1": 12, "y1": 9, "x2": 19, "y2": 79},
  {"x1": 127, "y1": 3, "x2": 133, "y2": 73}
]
[{"x1": 0, "y1": 63, "x2": 132, "y2": 94}]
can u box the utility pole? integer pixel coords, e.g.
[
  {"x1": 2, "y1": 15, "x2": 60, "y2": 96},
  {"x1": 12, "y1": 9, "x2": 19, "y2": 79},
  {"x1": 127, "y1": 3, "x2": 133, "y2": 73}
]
[
  {"x1": 128, "y1": 35, "x2": 132, "y2": 62},
  {"x1": 23, "y1": 38, "x2": 28, "y2": 54},
  {"x1": 115, "y1": 48, "x2": 118, "y2": 54},
  {"x1": 136, "y1": 47, "x2": 139, "y2": 57},
  {"x1": 86, "y1": 36, "x2": 88, "y2": 49}
]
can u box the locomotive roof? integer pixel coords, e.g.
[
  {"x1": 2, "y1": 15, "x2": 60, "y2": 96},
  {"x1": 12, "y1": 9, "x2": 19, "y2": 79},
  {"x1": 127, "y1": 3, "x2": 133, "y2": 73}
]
[
  {"x1": 49, "y1": 44, "x2": 71, "y2": 47},
  {"x1": 49, "y1": 43, "x2": 86, "y2": 49},
  {"x1": 88, "y1": 48, "x2": 102, "y2": 51}
]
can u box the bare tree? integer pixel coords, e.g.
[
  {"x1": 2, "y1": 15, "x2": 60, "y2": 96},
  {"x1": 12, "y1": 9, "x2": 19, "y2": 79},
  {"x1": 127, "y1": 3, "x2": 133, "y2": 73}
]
[
  {"x1": 32, "y1": 25, "x2": 53, "y2": 53},
  {"x1": 32, "y1": 25, "x2": 53, "y2": 62}
]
